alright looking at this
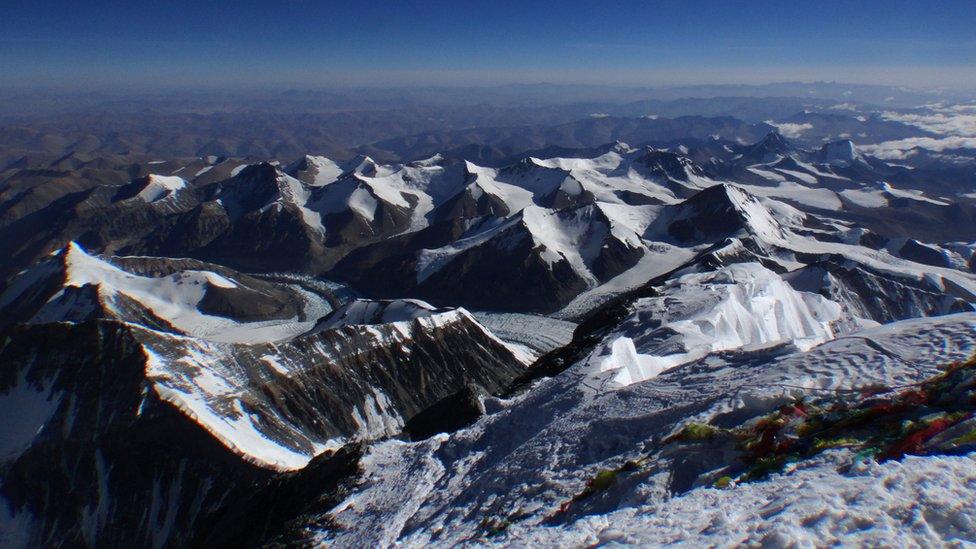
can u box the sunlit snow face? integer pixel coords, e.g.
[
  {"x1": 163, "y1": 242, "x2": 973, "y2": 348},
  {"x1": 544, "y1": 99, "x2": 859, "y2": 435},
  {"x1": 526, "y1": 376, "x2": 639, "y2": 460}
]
[{"x1": 597, "y1": 262, "x2": 842, "y2": 386}]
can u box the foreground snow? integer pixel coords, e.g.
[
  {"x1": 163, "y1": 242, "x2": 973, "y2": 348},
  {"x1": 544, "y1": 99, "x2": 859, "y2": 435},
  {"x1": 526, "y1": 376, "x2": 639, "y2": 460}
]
[
  {"x1": 317, "y1": 313, "x2": 976, "y2": 547},
  {"x1": 516, "y1": 451, "x2": 976, "y2": 547}
]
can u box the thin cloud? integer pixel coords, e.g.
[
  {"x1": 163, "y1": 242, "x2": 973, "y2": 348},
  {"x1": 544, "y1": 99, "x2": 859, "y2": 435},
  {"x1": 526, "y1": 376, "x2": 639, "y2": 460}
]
[
  {"x1": 861, "y1": 136, "x2": 976, "y2": 159},
  {"x1": 764, "y1": 121, "x2": 813, "y2": 138},
  {"x1": 864, "y1": 100, "x2": 976, "y2": 159},
  {"x1": 881, "y1": 109, "x2": 976, "y2": 137}
]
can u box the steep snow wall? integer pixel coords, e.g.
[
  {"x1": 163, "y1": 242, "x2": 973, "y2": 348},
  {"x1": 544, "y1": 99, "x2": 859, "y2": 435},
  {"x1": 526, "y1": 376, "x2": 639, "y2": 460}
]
[{"x1": 598, "y1": 262, "x2": 843, "y2": 385}]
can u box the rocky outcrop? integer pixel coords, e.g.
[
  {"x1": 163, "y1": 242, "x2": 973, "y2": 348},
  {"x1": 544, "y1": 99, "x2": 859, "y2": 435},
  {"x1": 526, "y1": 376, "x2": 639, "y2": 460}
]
[
  {"x1": 898, "y1": 239, "x2": 950, "y2": 269},
  {"x1": 0, "y1": 295, "x2": 526, "y2": 546},
  {"x1": 404, "y1": 384, "x2": 488, "y2": 441},
  {"x1": 0, "y1": 321, "x2": 273, "y2": 547},
  {"x1": 785, "y1": 256, "x2": 975, "y2": 323}
]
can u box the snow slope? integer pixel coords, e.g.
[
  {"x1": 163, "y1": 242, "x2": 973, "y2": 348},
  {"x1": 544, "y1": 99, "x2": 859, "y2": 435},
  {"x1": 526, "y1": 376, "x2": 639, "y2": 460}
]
[
  {"x1": 311, "y1": 298, "x2": 444, "y2": 332},
  {"x1": 597, "y1": 262, "x2": 843, "y2": 386},
  {"x1": 8, "y1": 243, "x2": 330, "y2": 344},
  {"x1": 136, "y1": 175, "x2": 187, "y2": 203},
  {"x1": 470, "y1": 311, "x2": 577, "y2": 359},
  {"x1": 139, "y1": 299, "x2": 530, "y2": 471},
  {"x1": 317, "y1": 312, "x2": 976, "y2": 547}
]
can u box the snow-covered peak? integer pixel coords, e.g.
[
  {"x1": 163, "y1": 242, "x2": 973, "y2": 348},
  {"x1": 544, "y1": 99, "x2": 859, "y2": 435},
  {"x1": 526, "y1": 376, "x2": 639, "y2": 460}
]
[
  {"x1": 519, "y1": 204, "x2": 606, "y2": 285},
  {"x1": 307, "y1": 177, "x2": 382, "y2": 221},
  {"x1": 818, "y1": 139, "x2": 863, "y2": 166},
  {"x1": 135, "y1": 174, "x2": 187, "y2": 203},
  {"x1": 597, "y1": 262, "x2": 843, "y2": 386},
  {"x1": 610, "y1": 140, "x2": 632, "y2": 154},
  {"x1": 285, "y1": 155, "x2": 344, "y2": 186},
  {"x1": 461, "y1": 159, "x2": 485, "y2": 178},
  {"x1": 2, "y1": 242, "x2": 330, "y2": 344},
  {"x1": 720, "y1": 185, "x2": 789, "y2": 241},
  {"x1": 346, "y1": 155, "x2": 387, "y2": 177},
  {"x1": 312, "y1": 298, "x2": 444, "y2": 332},
  {"x1": 134, "y1": 293, "x2": 528, "y2": 474},
  {"x1": 456, "y1": 163, "x2": 536, "y2": 214},
  {"x1": 652, "y1": 183, "x2": 789, "y2": 245},
  {"x1": 634, "y1": 148, "x2": 703, "y2": 181},
  {"x1": 61, "y1": 241, "x2": 232, "y2": 292},
  {"x1": 409, "y1": 153, "x2": 445, "y2": 168},
  {"x1": 495, "y1": 159, "x2": 580, "y2": 201},
  {"x1": 212, "y1": 162, "x2": 329, "y2": 232},
  {"x1": 741, "y1": 131, "x2": 796, "y2": 165}
]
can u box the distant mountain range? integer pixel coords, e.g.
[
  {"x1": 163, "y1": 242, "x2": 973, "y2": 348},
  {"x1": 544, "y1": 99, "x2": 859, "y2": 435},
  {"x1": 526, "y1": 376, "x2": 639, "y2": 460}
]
[
  {"x1": 2, "y1": 84, "x2": 969, "y2": 168},
  {"x1": 2, "y1": 91, "x2": 976, "y2": 546}
]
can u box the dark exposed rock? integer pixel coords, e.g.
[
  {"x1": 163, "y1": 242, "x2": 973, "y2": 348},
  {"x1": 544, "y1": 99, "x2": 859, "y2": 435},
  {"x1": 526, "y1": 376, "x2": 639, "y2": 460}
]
[
  {"x1": 195, "y1": 200, "x2": 324, "y2": 272},
  {"x1": 784, "y1": 256, "x2": 975, "y2": 323},
  {"x1": 0, "y1": 321, "x2": 274, "y2": 547},
  {"x1": 859, "y1": 230, "x2": 888, "y2": 250},
  {"x1": 591, "y1": 233, "x2": 644, "y2": 282},
  {"x1": 538, "y1": 179, "x2": 596, "y2": 210},
  {"x1": 429, "y1": 181, "x2": 511, "y2": 223},
  {"x1": 634, "y1": 149, "x2": 704, "y2": 182},
  {"x1": 405, "y1": 384, "x2": 487, "y2": 441},
  {"x1": 414, "y1": 227, "x2": 588, "y2": 313},
  {"x1": 614, "y1": 189, "x2": 663, "y2": 205},
  {"x1": 335, "y1": 203, "x2": 645, "y2": 313},
  {"x1": 134, "y1": 200, "x2": 231, "y2": 256},
  {"x1": 0, "y1": 302, "x2": 527, "y2": 546},
  {"x1": 665, "y1": 184, "x2": 778, "y2": 243},
  {"x1": 899, "y1": 239, "x2": 950, "y2": 268},
  {"x1": 194, "y1": 443, "x2": 365, "y2": 547},
  {"x1": 197, "y1": 281, "x2": 303, "y2": 321},
  {"x1": 736, "y1": 131, "x2": 794, "y2": 165}
]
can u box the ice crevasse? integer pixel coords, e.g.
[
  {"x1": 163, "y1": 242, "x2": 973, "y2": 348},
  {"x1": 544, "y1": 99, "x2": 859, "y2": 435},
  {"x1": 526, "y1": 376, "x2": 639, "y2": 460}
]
[{"x1": 599, "y1": 262, "x2": 843, "y2": 386}]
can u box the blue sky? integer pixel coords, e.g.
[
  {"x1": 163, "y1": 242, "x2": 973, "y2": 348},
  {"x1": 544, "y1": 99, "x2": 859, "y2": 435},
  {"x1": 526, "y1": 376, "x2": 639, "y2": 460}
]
[{"x1": 2, "y1": 0, "x2": 975, "y2": 89}]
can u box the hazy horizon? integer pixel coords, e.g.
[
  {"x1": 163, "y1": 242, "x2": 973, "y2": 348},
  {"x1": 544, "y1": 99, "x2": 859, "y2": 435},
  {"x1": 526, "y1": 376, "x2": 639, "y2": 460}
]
[{"x1": 2, "y1": 77, "x2": 976, "y2": 95}]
